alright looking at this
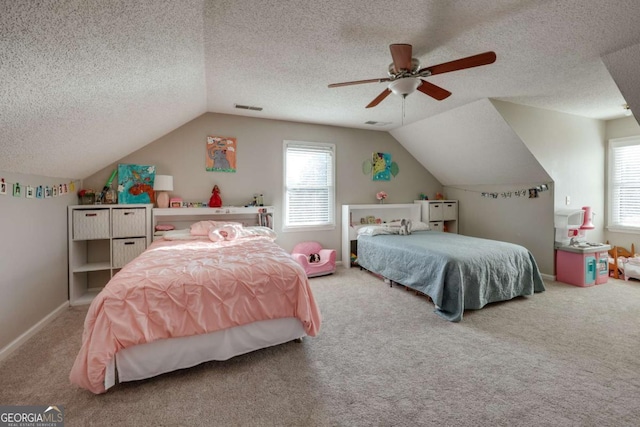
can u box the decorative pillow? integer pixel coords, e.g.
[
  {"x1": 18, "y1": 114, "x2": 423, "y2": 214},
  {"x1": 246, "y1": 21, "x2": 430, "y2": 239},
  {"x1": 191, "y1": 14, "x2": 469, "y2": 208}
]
[
  {"x1": 205, "y1": 224, "x2": 242, "y2": 242},
  {"x1": 190, "y1": 220, "x2": 242, "y2": 236},
  {"x1": 309, "y1": 253, "x2": 321, "y2": 263}
]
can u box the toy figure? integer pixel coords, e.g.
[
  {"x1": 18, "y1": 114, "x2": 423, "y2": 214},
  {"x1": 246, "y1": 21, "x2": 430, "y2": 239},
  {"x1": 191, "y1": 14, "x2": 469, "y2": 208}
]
[{"x1": 208, "y1": 185, "x2": 222, "y2": 207}]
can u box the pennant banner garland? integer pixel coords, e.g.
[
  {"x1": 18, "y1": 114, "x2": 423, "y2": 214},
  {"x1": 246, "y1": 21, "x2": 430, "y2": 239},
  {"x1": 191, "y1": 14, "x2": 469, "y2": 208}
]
[
  {"x1": 0, "y1": 178, "x2": 79, "y2": 201},
  {"x1": 447, "y1": 183, "x2": 551, "y2": 200}
]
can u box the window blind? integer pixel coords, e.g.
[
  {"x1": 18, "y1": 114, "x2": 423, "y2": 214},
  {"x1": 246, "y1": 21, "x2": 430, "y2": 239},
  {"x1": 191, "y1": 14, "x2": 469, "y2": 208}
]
[
  {"x1": 284, "y1": 141, "x2": 335, "y2": 228},
  {"x1": 609, "y1": 137, "x2": 640, "y2": 230}
]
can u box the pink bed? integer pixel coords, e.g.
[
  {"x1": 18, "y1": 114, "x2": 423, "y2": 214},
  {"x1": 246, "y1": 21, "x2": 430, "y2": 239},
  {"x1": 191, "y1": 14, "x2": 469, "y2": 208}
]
[{"x1": 69, "y1": 233, "x2": 322, "y2": 394}]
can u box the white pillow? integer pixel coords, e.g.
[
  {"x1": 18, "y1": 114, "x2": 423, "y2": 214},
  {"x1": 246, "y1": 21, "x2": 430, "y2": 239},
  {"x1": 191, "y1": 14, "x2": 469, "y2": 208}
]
[
  {"x1": 357, "y1": 226, "x2": 395, "y2": 236},
  {"x1": 358, "y1": 220, "x2": 430, "y2": 236},
  {"x1": 163, "y1": 229, "x2": 205, "y2": 240},
  {"x1": 386, "y1": 220, "x2": 430, "y2": 231},
  {"x1": 238, "y1": 226, "x2": 277, "y2": 240}
]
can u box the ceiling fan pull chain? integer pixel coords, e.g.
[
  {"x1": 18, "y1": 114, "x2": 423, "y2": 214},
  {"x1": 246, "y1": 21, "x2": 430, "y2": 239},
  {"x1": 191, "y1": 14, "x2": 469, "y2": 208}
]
[{"x1": 402, "y1": 95, "x2": 406, "y2": 125}]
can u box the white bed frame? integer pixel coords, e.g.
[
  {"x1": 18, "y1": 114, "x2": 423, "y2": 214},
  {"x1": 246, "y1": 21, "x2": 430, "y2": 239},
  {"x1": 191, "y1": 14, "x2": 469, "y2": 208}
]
[
  {"x1": 103, "y1": 206, "x2": 303, "y2": 391},
  {"x1": 105, "y1": 318, "x2": 305, "y2": 390}
]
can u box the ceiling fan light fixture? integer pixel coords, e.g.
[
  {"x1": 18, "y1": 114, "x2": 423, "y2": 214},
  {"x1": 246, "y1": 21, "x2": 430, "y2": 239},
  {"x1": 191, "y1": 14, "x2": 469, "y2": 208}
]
[{"x1": 388, "y1": 78, "x2": 421, "y2": 96}]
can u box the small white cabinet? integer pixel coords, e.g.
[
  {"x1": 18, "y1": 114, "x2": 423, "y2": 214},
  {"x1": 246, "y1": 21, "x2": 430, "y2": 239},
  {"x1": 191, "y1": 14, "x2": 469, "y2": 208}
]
[
  {"x1": 68, "y1": 204, "x2": 152, "y2": 305},
  {"x1": 414, "y1": 200, "x2": 458, "y2": 233}
]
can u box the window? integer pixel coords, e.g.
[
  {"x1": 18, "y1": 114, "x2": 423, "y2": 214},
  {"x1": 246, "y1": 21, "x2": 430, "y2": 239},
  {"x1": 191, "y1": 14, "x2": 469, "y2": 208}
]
[
  {"x1": 608, "y1": 136, "x2": 640, "y2": 232},
  {"x1": 283, "y1": 141, "x2": 335, "y2": 230}
]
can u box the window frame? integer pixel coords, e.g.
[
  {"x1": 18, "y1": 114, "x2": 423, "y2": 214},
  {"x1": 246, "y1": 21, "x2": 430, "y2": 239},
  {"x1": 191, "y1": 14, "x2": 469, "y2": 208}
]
[
  {"x1": 607, "y1": 135, "x2": 640, "y2": 233},
  {"x1": 282, "y1": 140, "x2": 336, "y2": 232}
]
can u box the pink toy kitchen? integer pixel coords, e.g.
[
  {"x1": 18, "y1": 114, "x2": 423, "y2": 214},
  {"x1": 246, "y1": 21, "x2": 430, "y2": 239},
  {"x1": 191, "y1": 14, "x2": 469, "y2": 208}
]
[{"x1": 554, "y1": 207, "x2": 610, "y2": 287}]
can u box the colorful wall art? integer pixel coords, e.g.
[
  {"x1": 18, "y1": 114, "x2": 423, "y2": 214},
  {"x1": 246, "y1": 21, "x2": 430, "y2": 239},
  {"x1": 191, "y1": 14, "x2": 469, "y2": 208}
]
[
  {"x1": 372, "y1": 152, "x2": 392, "y2": 181},
  {"x1": 206, "y1": 136, "x2": 237, "y2": 172},
  {"x1": 117, "y1": 164, "x2": 156, "y2": 204}
]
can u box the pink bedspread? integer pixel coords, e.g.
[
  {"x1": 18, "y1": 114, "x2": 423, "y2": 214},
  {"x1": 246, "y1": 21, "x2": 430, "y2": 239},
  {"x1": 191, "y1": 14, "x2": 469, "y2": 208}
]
[{"x1": 69, "y1": 237, "x2": 322, "y2": 394}]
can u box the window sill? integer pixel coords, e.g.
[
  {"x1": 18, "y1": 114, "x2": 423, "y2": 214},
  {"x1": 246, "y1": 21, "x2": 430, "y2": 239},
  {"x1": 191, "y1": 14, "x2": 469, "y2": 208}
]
[
  {"x1": 607, "y1": 226, "x2": 640, "y2": 235},
  {"x1": 282, "y1": 225, "x2": 335, "y2": 233}
]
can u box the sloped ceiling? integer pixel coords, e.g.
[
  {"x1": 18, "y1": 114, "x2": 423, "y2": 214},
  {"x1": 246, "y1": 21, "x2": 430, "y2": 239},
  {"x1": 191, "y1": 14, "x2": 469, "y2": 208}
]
[
  {"x1": 389, "y1": 99, "x2": 551, "y2": 186},
  {"x1": 602, "y1": 42, "x2": 640, "y2": 121},
  {"x1": 0, "y1": 1, "x2": 208, "y2": 179},
  {"x1": 2, "y1": 1, "x2": 640, "y2": 180}
]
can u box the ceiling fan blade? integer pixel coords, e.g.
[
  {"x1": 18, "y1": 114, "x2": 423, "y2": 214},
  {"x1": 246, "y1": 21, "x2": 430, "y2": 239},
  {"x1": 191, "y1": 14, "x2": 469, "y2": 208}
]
[
  {"x1": 389, "y1": 44, "x2": 413, "y2": 73},
  {"x1": 417, "y1": 80, "x2": 451, "y2": 101},
  {"x1": 418, "y1": 51, "x2": 497, "y2": 76},
  {"x1": 328, "y1": 77, "x2": 390, "y2": 88},
  {"x1": 366, "y1": 89, "x2": 392, "y2": 108}
]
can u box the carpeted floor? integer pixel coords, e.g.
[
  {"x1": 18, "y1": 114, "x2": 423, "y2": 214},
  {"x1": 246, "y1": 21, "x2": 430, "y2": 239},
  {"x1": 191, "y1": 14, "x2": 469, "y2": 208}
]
[{"x1": 1, "y1": 266, "x2": 639, "y2": 426}]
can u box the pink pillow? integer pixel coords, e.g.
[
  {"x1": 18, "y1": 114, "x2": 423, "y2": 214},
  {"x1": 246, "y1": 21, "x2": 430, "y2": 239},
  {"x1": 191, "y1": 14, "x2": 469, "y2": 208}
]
[{"x1": 155, "y1": 224, "x2": 175, "y2": 231}]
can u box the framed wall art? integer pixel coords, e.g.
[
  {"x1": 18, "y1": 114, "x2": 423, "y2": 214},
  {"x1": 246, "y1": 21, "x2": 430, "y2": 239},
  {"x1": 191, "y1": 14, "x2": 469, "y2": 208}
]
[
  {"x1": 206, "y1": 136, "x2": 237, "y2": 172},
  {"x1": 118, "y1": 164, "x2": 156, "y2": 204}
]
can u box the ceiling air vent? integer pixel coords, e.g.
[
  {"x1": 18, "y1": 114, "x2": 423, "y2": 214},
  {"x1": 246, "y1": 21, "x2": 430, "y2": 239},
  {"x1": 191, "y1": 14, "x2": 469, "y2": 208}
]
[{"x1": 234, "y1": 104, "x2": 263, "y2": 111}]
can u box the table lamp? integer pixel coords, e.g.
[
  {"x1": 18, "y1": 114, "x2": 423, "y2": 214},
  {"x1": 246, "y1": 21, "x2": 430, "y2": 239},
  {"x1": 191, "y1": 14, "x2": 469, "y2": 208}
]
[{"x1": 153, "y1": 175, "x2": 173, "y2": 208}]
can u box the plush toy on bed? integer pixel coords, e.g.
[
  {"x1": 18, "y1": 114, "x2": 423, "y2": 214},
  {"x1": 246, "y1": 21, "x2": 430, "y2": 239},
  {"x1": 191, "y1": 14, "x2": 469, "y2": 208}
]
[
  {"x1": 309, "y1": 253, "x2": 321, "y2": 263},
  {"x1": 208, "y1": 185, "x2": 222, "y2": 208},
  {"x1": 399, "y1": 219, "x2": 412, "y2": 235}
]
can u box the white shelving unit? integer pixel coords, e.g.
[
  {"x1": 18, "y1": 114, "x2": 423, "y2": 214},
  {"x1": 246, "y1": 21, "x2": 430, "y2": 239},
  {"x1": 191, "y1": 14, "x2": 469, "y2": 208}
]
[
  {"x1": 414, "y1": 200, "x2": 458, "y2": 233},
  {"x1": 152, "y1": 206, "x2": 275, "y2": 239},
  {"x1": 341, "y1": 203, "x2": 420, "y2": 268},
  {"x1": 68, "y1": 204, "x2": 152, "y2": 305}
]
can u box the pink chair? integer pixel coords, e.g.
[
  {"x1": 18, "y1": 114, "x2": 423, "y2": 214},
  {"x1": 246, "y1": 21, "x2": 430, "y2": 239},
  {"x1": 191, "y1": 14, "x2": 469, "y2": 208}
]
[{"x1": 291, "y1": 241, "x2": 336, "y2": 277}]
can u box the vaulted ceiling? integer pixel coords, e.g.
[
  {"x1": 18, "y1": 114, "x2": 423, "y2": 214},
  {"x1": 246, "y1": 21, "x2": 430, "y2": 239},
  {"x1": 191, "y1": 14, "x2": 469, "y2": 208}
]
[{"x1": 2, "y1": 0, "x2": 640, "y2": 180}]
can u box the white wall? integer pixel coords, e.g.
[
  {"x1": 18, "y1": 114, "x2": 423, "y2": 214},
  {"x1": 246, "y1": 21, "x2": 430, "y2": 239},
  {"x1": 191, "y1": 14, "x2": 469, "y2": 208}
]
[
  {"x1": 0, "y1": 172, "x2": 74, "y2": 353},
  {"x1": 445, "y1": 183, "x2": 554, "y2": 276},
  {"x1": 604, "y1": 115, "x2": 640, "y2": 251},
  {"x1": 492, "y1": 100, "x2": 606, "y2": 273},
  {"x1": 84, "y1": 113, "x2": 442, "y2": 256}
]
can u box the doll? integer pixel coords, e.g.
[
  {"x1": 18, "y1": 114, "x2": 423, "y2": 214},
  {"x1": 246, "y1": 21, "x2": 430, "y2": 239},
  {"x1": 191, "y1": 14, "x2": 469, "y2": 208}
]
[{"x1": 208, "y1": 185, "x2": 222, "y2": 208}]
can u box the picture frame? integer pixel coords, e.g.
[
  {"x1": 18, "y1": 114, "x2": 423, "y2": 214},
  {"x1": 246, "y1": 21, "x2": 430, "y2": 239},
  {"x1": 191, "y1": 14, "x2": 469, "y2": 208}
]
[
  {"x1": 118, "y1": 164, "x2": 156, "y2": 204},
  {"x1": 13, "y1": 182, "x2": 21, "y2": 197},
  {"x1": 26, "y1": 185, "x2": 34, "y2": 198},
  {"x1": 372, "y1": 152, "x2": 391, "y2": 181},
  {"x1": 206, "y1": 136, "x2": 237, "y2": 172},
  {"x1": 0, "y1": 179, "x2": 7, "y2": 195}
]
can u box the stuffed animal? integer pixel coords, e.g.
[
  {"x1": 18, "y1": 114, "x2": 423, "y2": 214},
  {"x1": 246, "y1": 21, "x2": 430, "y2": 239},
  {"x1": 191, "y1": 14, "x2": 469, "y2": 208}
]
[
  {"x1": 309, "y1": 253, "x2": 321, "y2": 263},
  {"x1": 399, "y1": 218, "x2": 413, "y2": 235},
  {"x1": 208, "y1": 185, "x2": 222, "y2": 208}
]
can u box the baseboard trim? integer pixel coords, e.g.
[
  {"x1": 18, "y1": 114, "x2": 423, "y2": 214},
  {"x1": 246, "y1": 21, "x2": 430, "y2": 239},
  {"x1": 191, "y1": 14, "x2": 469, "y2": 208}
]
[
  {"x1": 541, "y1": 273, "x2": 556, "y2": 282},
  {"x1": 0, "y1": 301, "x2": 69, "y2": 364}
]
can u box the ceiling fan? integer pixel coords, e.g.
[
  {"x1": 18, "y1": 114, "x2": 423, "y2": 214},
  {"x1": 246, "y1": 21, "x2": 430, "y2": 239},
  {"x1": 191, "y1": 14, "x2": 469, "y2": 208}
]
[{"x1": 328, "y1": 44, "x2": 497, "y2": 108}]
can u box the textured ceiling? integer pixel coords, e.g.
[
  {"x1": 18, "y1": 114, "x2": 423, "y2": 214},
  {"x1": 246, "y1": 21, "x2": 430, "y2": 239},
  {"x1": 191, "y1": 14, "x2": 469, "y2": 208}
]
[{"x1": 2, "y1": 0, "x2": 640, "y2": 179}]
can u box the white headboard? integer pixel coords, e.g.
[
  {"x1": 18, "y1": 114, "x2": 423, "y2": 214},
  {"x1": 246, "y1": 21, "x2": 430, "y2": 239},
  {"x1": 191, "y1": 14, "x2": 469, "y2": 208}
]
[
  {"x1": 152, "y1": 206, "x2": 274, "y2": 239},
  {"x1": 341, "y1": 203, "x2": 421, "y2": 266}
]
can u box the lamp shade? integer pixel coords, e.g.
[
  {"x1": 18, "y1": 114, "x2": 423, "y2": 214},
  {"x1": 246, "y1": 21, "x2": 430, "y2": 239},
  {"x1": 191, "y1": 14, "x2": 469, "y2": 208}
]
[{"x1": 153, "y1": 175, "x2": 173, "y2": 192}]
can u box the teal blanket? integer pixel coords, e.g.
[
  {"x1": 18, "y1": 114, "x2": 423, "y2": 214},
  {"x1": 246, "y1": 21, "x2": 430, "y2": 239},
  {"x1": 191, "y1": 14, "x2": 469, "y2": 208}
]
[{"x1": 356, "y1": 231, "x2": 545, "y2": 322}]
